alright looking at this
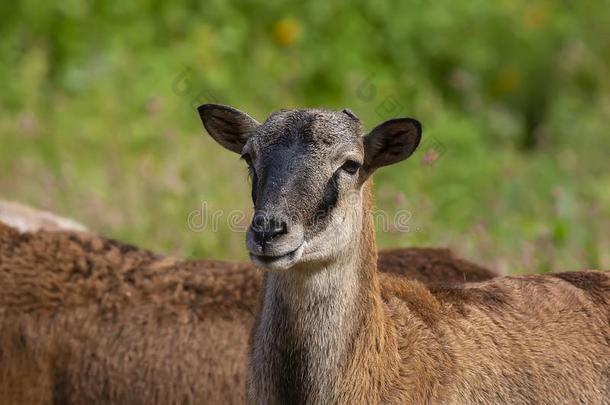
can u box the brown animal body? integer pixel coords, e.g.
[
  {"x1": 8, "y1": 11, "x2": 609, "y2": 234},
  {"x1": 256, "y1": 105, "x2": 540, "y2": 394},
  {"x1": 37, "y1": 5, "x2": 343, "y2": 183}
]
[
  {"x1": 250, "y1": 190, "x2": 610, "y2": 404},
  {"x1": 0, "y1": 219, "x2": 496, "y2": 404},
  {"x1": 196, "y1": 104, "x2": 610, "y2": 404}
]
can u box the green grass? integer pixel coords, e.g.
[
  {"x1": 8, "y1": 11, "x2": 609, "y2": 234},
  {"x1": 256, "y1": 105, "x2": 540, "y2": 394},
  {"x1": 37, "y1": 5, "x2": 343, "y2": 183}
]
[{"x1": 1, "y1": 1, "x2": 609, "y2": 273}]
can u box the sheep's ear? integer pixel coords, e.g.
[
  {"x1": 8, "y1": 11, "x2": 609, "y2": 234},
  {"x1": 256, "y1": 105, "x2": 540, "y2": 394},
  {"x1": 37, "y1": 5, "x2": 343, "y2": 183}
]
[
  {"x1": 363, "y1": 118, "x2": 422, "y2": 172},
  {"x1": 197, "y1": 104, "x2": 260, "y2": 154}
]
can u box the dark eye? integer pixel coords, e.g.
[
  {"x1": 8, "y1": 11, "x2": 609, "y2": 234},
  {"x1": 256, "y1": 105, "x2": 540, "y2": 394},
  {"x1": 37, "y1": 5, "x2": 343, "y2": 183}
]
[
  {"x1": 240, "y1": 153, "x2": 253, "y2": 166},
  {"x1": 241, "y1": 153, "x2": 258, "y2": 204},
  {"x1": 241, "y1": 153, "x2": 256, "y2": 178},
  {"x1": 340, "y1": 160, "x2": 361, "y2": 175}
]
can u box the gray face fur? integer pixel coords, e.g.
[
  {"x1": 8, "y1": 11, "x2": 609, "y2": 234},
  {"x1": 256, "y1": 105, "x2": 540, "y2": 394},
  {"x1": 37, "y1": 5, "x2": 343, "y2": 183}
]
[{"x1": 198, "y1": 104, "x2": 421, "y2": 271}]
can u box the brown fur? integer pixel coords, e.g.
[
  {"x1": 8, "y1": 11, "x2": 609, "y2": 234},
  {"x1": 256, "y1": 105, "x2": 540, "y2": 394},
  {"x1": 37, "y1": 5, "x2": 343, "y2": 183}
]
[
  {"x1": 0, "y1": 220, "x2": 497, "y2": 404},
  {"x1": 373, "y1": 270, "x2": 610, "y2": 404},
  {"x1": 195, "y1": 105, "x2": 609, "y2": 403},
  {"x1": 251, "y1": 182, "x2": 610, "y2": 404}
]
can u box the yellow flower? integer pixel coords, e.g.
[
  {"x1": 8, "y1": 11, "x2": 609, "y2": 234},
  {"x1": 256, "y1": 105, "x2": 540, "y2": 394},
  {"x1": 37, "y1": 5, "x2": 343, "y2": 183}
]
[
  {"x1": 272, "y1": 18, "x2": 302, "y2": 47},
  {"x1": 523, "y1": 4, "x2": 548, "y2": 28}
]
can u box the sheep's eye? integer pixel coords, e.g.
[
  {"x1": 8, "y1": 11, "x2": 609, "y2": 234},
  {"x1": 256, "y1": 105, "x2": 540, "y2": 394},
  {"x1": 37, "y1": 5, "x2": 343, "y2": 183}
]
[
  {"x1": 241, "y1": 153, "x2": 256, "y2": 180},
  {"x1": 340, "y1": 160, "x2": 361, "y2": 175},
  {"x1": 241, "y1": 153, "x2": 257, "y2": 204},
  {"x1": 240, "y1": 153, "x2": 253, "y2": 166}
]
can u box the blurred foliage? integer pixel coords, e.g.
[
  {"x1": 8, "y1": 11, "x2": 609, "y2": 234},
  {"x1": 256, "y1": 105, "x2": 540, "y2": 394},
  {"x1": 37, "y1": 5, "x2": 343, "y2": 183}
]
[{"x1": 1, "y1": 0, "x2": 609, "y2": 273}]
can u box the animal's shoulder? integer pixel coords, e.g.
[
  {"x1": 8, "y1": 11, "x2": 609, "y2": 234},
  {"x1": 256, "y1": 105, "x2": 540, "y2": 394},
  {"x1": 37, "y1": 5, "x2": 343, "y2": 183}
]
[
  {"x1": 380, "y1": 270, "x2": 609, "y2": 324},
  {"x1": 428, "y1": 271, "x2": 606, "y2": 311}
]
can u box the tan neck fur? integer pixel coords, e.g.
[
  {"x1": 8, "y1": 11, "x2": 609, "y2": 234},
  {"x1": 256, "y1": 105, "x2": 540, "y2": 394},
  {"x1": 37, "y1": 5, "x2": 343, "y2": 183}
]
[{"x1": 248, "y1": 182, "x2": 390, "y2": 404}]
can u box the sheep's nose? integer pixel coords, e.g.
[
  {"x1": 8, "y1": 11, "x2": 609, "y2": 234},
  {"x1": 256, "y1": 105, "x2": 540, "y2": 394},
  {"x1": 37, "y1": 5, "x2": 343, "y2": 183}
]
[{"x1": 251, "y1": 212, "x2": 288, "y2": 244}]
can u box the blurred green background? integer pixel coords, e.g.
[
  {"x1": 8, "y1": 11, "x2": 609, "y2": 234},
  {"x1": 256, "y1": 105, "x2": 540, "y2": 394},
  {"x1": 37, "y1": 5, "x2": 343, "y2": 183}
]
[{"x1": 1, "y1": 0, "x2": 608, "y2": 274}]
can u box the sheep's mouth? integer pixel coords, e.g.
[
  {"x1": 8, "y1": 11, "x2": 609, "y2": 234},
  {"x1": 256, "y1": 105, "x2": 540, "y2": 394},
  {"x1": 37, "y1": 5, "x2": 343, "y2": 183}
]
[{"x1": 249, "y1": 243, "x2": 304, "y2": 270}]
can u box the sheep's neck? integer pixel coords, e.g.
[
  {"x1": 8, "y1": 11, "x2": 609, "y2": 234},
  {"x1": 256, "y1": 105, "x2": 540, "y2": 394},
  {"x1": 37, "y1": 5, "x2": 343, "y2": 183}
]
[{"x1": 251, "y1": 192, "x2": 389, "y2": 404}]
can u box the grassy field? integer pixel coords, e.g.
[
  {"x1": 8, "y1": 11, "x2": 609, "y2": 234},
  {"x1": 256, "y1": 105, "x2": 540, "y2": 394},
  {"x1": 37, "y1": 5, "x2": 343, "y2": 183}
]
[{"x1": 1, "y1": 1, "x2": 609, "y2": 274}]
